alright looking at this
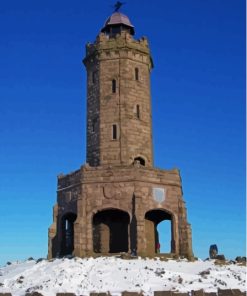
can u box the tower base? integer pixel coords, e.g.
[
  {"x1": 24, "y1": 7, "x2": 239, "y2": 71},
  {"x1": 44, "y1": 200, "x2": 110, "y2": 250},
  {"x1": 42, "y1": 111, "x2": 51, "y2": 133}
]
[{"x1": 48, "y1": 163, "x2": 193, "y2": 259}]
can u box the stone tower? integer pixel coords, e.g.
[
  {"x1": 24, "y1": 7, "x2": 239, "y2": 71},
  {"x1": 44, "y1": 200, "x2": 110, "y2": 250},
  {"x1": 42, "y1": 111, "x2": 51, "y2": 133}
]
[{"x1": 48, "y1": 11, "x2": 193, "y2": 259}]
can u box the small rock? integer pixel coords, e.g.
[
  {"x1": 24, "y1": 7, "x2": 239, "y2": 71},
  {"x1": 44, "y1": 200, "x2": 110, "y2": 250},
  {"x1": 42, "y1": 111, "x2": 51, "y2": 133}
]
[
  {"x1": 215, "y1": 254, "x2": 226, "y2": 261},
  {"x1": 209, "y1": 244, "x2": 218, "y2": 259},
  {"x1": 27, "y1": 257, "x2": 34, "y2": 261},
  {"x1": 235, "y1": 256, "x2": 246, "y2": 263}
]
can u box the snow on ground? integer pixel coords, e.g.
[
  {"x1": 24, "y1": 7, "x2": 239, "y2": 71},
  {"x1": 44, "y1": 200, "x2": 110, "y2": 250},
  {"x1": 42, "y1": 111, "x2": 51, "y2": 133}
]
[{"x1": 0, "y1": 257, "x2": 246, "y2": 296}]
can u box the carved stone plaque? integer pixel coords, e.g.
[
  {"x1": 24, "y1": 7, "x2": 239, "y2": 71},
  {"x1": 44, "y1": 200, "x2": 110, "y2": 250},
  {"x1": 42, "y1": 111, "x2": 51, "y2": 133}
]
[{"x1": 153, "y1": 187, "x2": 166, "y2": 203}]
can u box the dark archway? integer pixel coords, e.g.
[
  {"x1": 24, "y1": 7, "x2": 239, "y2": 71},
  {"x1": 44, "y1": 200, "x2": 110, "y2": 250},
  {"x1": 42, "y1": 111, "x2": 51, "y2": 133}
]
[
  {"x1": 61, "y1": 213, "x2": 77, "y2": 256},
  {"x1": 93, "y1": 209, "x2": 130, "y2": 253},
  {"x1": 134, "y1": 157, "x2": 145, "y2": 166},
  {"x1": 145, "y1": 209, "x2": 174, "y2": 254}
]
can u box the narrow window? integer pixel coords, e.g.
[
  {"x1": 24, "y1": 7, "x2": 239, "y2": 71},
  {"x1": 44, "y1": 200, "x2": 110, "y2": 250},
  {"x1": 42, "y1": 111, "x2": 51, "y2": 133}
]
[
  {"x1": 136, "y1": 104, "x2": 140, "y2": 119},
  {"x1": 112, "y1": 79, "x2": 116, "y2": 93},
  {"x1": 92, "y1": 71, "x2": 96, "y2": 84},
  {"x1": 112, "y1": 124, "x2": 117, "y2": 140},
  {"x1": 135, "y1": 68, "x2": 139, "y2": 81},
  {"x1": 92, "y1": 118, "x2": 97, "y2": 132}
]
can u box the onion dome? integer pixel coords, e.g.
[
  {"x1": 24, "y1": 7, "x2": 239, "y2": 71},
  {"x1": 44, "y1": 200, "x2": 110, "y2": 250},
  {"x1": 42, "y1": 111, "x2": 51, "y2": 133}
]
[{"x1": 101, "y1": 12, "x2": 135, "y2": 36}]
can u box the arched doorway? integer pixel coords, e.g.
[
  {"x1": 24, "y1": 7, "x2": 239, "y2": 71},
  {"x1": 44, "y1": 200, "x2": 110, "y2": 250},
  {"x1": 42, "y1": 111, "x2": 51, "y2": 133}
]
[
  {"x1": 61, "y1": 213, "x2": 77, "y2": 256},
  {"x1": 93, "y1": 209, "x2": 130, "y2": 253},
  {"x1": 145, "y1": 209, "x2": 174, "y2": 254}
]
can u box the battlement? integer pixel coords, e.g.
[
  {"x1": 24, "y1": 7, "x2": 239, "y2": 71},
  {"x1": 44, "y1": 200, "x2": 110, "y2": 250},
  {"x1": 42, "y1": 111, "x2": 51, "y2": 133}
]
[
  {"x1": 84, "y1": 31, "x2": 151, "y2": 64},
  {"x1": 57, "y1": 169, "x2": 81, "y2": 191}
]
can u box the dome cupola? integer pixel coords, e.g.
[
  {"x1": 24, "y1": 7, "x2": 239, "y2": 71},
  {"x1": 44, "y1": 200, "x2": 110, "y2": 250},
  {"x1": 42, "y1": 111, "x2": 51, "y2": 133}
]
[{"x1": 101, "y1": 12, "x2": 135, "y2": 36}]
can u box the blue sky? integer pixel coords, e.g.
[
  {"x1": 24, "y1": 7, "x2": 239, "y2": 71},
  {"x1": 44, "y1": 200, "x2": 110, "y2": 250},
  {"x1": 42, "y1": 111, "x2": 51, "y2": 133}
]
[{"x1": 0, "y1": 0, "x2": 245, "y2": 265}]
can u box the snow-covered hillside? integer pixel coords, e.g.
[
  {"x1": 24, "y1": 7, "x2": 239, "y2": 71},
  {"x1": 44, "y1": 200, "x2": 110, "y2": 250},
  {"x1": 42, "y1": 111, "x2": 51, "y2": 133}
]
[{"x1": 0, "y1": 257, "x2": 246, "y2": 296}]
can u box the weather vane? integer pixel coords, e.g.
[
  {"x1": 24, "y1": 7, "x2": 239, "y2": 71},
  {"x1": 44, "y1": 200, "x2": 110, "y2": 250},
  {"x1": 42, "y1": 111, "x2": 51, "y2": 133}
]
[{"x1": 114, "y1": 1, "x2": 126, "y2": 12}]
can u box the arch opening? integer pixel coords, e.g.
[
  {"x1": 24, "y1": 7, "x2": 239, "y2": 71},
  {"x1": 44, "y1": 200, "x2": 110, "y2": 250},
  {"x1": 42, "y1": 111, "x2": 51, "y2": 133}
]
[
  {"x1": 145, "y1": 209, "x2": 174, "y2": 254},
  {"x1": 134, "y1": 157, "x2": 145, "y2": 166},
  {"x1": 93, "y1": 209, "x2": 130, "y2": 253},
  {"x1": 61, "y1": 213, "x2": 77, "y2": 256}
]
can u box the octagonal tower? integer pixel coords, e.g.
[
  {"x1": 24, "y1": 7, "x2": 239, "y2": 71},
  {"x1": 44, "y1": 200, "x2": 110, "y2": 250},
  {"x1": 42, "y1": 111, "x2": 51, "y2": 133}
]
[{"x1": 48, "y1": 11, "x2": 193, "y2": 259}]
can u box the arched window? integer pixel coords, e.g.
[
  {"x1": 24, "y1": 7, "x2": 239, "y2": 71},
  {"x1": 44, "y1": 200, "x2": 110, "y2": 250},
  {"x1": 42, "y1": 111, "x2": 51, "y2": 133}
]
[
  {"x1": 136, "y1": 104, "x2": 140, "y2": 119},
  {"x1": 112, "y1": 79, "x2": 116, "y2": 93},
  {"x1": 112, "y1": 124, "x2": 117, "y2": 140},
  {"x1": 134, "y1": 157, "x2": 145, "y2": 166},
  {"x1": 135, "y1": 68, "x2": 139, "y2": 81}
]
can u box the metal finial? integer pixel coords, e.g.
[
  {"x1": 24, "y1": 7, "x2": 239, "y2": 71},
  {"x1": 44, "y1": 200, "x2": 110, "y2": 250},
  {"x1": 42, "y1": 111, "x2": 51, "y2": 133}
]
[{"x1": 114, "y1": 1, "x2": 126, "y2": 12}]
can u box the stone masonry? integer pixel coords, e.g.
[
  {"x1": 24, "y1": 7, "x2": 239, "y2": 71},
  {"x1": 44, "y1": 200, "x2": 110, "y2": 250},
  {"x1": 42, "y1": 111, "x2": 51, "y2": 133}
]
[{"x1": 48, "y1": 12, "x2": 193, "y2": 259}]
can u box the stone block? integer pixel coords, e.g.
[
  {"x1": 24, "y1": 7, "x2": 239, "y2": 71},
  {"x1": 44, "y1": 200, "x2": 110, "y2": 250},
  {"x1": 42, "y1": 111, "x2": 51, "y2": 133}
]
[
  {"x1": 0, "y1": 293, "x2": 12, "y2": 296},
  {"x1": 25, "y1": 293, "x2": 44, "y2": 296},
  {"x1": 231, "y1": 290, "x2": 245, "y2": 296},
  {"x1": 90, "y1": 293, "x2": 109, "y2": 296},
  {"x1": 218, "y1": 290, "x2": 239, "y2": 296},
  {"x1": 192, "y1": 290, "x2": 204, "y2": 296},
  {"x1": 122, "y1": 292, "x2": 141, "y2": 296},
  {"x1": 215, "y1": 255, "x2": 226, "y2": 261},
  {"x1": 56, "y1": 294, "x2": 76, "y2": 296},
  {"x1": 154, "y1": 292, "x2": 172, "y2": 296}
]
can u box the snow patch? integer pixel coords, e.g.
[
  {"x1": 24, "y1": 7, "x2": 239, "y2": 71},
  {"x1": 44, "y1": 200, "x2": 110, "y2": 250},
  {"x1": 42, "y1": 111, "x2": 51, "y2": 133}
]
[{"x1": 0, "y1": 257, "x2": 246, "y2": 296}]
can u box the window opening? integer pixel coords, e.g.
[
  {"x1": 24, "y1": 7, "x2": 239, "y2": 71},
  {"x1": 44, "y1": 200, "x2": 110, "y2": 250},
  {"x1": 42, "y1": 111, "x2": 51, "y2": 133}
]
[
  {"x1": 112, "y1": 124, "x2": 117, "y2": 140},
  {"x1": 135, "y1": 68, "x2": 139, "y2": 81},
  {"x1": 136, "y1": 104, "x2": 140, "y2": 119},
  {"x1": 112, "y1": 79, "x2": 116, "y2": 93},
  {"x1": 134, "y1": 157, "x2": 145, "y2": 166},
  {"x1": 92, "y1": 71, "x2": 96, "y2": 84},
  {"x1": 92, "y1": 118, "x2": 97, "y2": 132}
]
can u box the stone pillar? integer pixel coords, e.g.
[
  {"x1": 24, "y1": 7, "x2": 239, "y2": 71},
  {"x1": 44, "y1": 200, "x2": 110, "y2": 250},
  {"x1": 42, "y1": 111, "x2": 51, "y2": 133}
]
[
  {"x1": 48, "y1": 204, "x2": 58, "y2": 259},
  {"x1": 178, "y1": 199, "x2": 193, "y2": 258},
  {"x1": 74, "y1": 186, "x2": 87, "y2": 257},
  {"x1": 134, "y1": 196, "x2": 146, "y2": 256},
  {"x1": 100, "y1": 223, "x2": 110, "y2": 252}
]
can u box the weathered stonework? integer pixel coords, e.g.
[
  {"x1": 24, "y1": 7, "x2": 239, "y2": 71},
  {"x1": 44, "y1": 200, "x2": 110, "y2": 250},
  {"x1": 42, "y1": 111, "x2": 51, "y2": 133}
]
[{"x1": 48, "y1": 12, "x2": 193, "y2": 259}]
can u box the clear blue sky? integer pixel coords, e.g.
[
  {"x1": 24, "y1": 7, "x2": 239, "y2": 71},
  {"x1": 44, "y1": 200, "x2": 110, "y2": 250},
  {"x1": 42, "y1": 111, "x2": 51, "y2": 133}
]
[{"x1": 0, "y1": 0, "x2": 245, "y2": 265}]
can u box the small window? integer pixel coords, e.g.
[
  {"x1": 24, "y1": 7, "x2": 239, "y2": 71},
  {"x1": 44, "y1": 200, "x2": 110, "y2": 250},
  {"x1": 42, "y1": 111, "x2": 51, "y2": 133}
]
[
  {"x1": 136, "y1": 104, "x2": 140, "y2": 119},
  {"x1": 134, "y1": 157, "x2": 145, "y2": 166},
  {"x1": 112, "y1": 124, "x2": 117, "y2": 140},
  {"x1": 92, "y1": 118, "x2": 97, "y2": 132},
  {"x1": 135, "y1": 68, "x2": 139, "y2": 81},
  {"x1": 92, "y1": 71, "x2": 96, "y2": 84},
  {"x1": 112, "y1": 79, "x2": 116, "y2": 93}
]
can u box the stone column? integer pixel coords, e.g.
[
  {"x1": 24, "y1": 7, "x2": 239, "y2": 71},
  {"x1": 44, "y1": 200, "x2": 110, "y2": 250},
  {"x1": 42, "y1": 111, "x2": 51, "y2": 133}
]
[{"x1": 48, "y1": 204, "x2": 58, "y2": 259}]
